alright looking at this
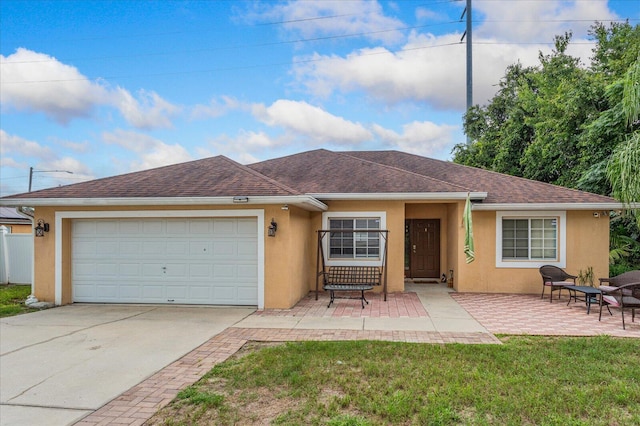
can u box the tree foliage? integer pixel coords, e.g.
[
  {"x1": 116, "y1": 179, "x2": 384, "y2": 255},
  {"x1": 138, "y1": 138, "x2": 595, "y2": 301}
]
[
  {"x1": 454, "y1": 22, "x2": 640, "y2": 271},
  {"x1": 454, "y1": 22, "x2": 639, "y2": 191}
]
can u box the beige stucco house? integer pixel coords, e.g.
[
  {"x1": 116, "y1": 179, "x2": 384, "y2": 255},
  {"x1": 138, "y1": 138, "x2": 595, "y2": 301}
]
[{"x1": 0, "y1": 149, "x2": 621, "y2": 309}]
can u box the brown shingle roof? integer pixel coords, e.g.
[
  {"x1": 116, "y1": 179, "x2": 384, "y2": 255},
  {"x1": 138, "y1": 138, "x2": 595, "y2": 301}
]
[
  {"x1": 1, "y1": 149, "x2": 617, "y2": 206},
  {"x1": 343, "y1": 150, "x2": 615, "y2": 204},
  {"x1": 7, "y1": 156, "x2": 301, "y2": 199},
  {"x1": 248, "y1": 149, "x2": 468, "y2": 194}
]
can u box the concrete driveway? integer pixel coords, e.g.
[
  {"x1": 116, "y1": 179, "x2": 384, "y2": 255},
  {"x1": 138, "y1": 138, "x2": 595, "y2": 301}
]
[{"x1": 0, "y1": 304, "x2": 254, "y2": 426}]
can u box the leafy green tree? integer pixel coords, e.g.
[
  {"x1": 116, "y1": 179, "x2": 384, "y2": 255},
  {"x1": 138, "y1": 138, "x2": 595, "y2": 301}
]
[
  {"x1": 455, "y1": 22, "x2": 640, "y2": 192},
  {"x1": 606, "y1": 52, "x2": 640, "y2": 225}
]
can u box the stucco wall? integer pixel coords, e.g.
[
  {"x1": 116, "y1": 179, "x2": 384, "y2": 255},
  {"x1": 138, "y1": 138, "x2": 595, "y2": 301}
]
[
  {"x1": 264, "y1": 205, "x2": 313, "y2": 309},
  {"x1": 454, "y1": 209, "x2": 610, "y2": 294}
]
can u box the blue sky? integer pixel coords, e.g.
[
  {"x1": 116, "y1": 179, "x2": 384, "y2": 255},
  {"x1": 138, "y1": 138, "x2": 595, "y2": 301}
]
[{"x1": 1, "y1": 0, "x2": 638, "y2": 195}]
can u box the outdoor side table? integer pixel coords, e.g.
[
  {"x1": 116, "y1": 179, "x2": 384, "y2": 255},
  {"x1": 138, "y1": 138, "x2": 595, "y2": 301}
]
[{"x1": 563, "y1": 285, "x2": 602, "y2": 314}]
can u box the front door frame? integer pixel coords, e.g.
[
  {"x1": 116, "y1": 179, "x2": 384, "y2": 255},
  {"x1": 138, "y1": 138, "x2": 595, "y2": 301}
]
[{"x1": 405, "y1": 218, "x2": 441, "y2": 279}]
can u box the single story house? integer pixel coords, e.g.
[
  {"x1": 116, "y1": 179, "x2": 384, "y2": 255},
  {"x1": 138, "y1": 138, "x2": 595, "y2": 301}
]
[{"x1": 0, "y1": 149, "x2": 621, "y2": 309}]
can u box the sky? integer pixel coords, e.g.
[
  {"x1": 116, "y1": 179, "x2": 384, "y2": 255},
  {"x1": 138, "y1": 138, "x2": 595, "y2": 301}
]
[{"x1": 1, "y1": 0, "x2": 639, "y2": 195}]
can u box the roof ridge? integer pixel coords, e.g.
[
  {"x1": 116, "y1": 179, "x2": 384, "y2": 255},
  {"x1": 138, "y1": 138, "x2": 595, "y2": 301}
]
[
  {"x1": 337, "y1": 151, "x2": 472, "y2": 192},
  {"x1": 220, "y1": 156, "x2": 302, "y2": 196}
]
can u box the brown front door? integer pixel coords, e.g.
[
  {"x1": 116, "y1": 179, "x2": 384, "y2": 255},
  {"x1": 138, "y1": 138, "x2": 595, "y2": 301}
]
[{"x1": 408, "y1": 219, "x2": 440, "y2": 278}]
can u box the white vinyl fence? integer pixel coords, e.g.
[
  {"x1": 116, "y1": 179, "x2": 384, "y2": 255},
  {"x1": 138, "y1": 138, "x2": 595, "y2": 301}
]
[{"x1": 0, "y1": 230, "x2": 33, "y2": 285}]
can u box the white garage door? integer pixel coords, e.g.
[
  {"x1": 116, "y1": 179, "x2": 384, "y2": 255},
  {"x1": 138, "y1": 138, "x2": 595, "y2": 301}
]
[{"x1": 71, "y1": 218, "x2": 258, "y2": 305}]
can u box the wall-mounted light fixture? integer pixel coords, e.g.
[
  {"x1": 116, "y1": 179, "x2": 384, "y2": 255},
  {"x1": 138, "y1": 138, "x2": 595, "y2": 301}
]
[
  {"x1": 281, "y1": 204, "x2": 289, "y2": 210},
  {"x1": 34, "y1": 219, "x2": 49, "y2": 237},
  {"x1": 268, "y1": 218, "x2": 278, "y2": 237},
  {"x1": 233, "y1": 196, "x2": 249, "y2": 203}
]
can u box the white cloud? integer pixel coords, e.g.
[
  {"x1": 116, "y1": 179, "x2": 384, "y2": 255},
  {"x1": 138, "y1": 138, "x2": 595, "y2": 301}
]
[
  {"x1": 292, "y1": 29, "x2": 597, "y2": 109},
  {"x1": 190, "y1": 96, "x2": 246, "y2": 120},
  {"x1": 201, "y1": 130, "x2": 277, "y2": 164},
  {"x1": 0, "y1": 129, "x2": 54, "y2": 159},
  {"x1": 1, "y1": 48, "x2": 180, "y2": 129},
  {"x1": 238, "y1": 0, "x2": 406, "y2": 45},
  {"x1": 474, "y1": 0, "x2": 618, "y2": 42},
  {"x1": 253, "y1": 99, "x2": 372, "y2": 144},
  {"x1": 288, "y1": 0, "x2": 619, "y2": 110},
  {"x1": 102, "y1": 129, "x2": 192, "y2": 171},
  {"x1": 0, "y1": 48, "x2": 109, "y2": 123},
  {"x1": 112, "y1": 88, "x2": 181, "y2": 129},
  {"x1": 373, "y1": 121, "x2": 458, "y2": 157}
]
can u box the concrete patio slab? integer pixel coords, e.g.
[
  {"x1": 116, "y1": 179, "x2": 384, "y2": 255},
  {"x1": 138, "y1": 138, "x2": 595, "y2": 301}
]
[{"x1": 0, "y1": 305, "x2": 253, "y2": 426}]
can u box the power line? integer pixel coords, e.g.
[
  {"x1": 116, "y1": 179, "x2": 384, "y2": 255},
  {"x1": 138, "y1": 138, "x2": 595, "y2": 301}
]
[{"x1": 0, "y1": 21, "x2": 462, "y2": 65}]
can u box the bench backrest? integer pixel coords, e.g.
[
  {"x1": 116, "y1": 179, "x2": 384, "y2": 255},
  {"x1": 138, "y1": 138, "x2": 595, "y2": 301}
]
[
  {"x1": 607, "y1": 270, "x2": 640, "y2": 286},
  {"x1": 325, "y1": 266, "x2": 382, "y2": 286}
]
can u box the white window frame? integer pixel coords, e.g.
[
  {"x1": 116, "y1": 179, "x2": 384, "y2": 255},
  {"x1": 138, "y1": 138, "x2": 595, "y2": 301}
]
[
  {"x1": 322, "y1": 211, "x2": 386, "y2": 267},
  {"x1": 496, "y1": 211, "x2": 566, "y2": 268}
]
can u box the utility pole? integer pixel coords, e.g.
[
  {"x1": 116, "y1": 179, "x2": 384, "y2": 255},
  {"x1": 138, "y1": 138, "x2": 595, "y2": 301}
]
[
  {"x1": 28, "y1": 167, "x2": 74, "y2": 192},
  {"x1": 460, "y1": 0, "x2": 473, "y2": 143}
]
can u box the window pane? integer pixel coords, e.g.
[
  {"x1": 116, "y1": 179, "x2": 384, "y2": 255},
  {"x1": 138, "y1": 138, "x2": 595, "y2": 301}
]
[
  {"x1": 328, "y1": 217, "x2": 380, "y2": 259},
  {"x1": 502, "y1": 217, "x2": 558, "y2": 261}
]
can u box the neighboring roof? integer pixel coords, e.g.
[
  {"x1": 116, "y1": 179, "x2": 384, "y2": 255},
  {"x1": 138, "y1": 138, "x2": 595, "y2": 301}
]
[
  {"x1": 0, "y1": 207, "x2": 32, "y2": 224},
  {"x1": 0, "y1": 149, "x2": 619, "y2": 210}
]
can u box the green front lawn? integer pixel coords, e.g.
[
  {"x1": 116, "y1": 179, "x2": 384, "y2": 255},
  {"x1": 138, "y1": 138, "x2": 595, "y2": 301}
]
[
  {"x1": 0, "y1": 284, "x2": 38, "y2": 317},
  {"x1": 149, "y1": 336, "x2": 640, "y2": 425}
]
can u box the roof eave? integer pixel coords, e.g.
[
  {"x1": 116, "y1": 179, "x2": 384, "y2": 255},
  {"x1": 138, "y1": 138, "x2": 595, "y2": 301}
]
[
  {"x1": 0, "y1": 196, "x2": 328, "y2": 212},
  {"x1": 472, "y1": 202, "x2": 629, "y2": 211},
  {"x1": 309, "y1": 192, "x2": 488, "y2": 201}
]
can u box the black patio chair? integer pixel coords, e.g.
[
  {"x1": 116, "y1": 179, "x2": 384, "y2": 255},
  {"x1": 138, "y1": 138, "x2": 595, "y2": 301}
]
[{"x1": 539, "y1": 265, "x2": 576, "y2": 303}]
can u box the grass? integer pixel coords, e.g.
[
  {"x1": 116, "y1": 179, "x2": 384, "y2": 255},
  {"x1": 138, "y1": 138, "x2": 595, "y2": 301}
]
[
  {"x1": 0, "y1": 284, "x2": 38, "y2": 317},
  {"x1": 148, "y1": 336, "x2": 640, "y2": 425}
]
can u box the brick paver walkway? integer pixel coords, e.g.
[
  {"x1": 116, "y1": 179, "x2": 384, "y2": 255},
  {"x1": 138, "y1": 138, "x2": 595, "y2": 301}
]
[
  {"x1": 452, "y1": 293, "x2": 640, "y2": 338},
  {"x1": 75, "y1": 291, "x2": 639, "y2": 425},
  {"x1": 254, "y1": 291, "x2": 428, "y2": 318}
]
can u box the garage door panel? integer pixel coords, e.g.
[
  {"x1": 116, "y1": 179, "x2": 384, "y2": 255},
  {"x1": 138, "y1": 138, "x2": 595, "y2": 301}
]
[
  {"x1": 143, "y1": 221, "x2": 163, "y2": 234},
  {"x1": 73, "y1": 262, "x2": 98, "y2": 277},
  {"x1": 142, "y1": 241, "x2": 166, "y2": 255},
  {"x1": 120, "y1": 264, "x2": 141, "y2": 276},
  {"x1": 72, "y1": 241, "x2": 97, "y2": 257},
  {"x1": 188, "y1": 220, "x2": 211, "y2": 235},
  {"x1": 97, "y1": 241, "x2": 119, "y2": 256},
  {"x1": 237, "y1": 286, "x2": 258, "y2": 304},
  {"x1": 72, "y1": 217, "x2": 258, "y2": 305},
  {"x1": 118, "y1": 220, "x2": 142, "y2": 234},
  {"x1": 73, "y1": 221, "x2": 96, "y2": 235},
  {"x1": 213, "y1": 286, "x2": 236, "y2": 303},
  {"x1": 166, "y1": 220, "x2": 188, "y2": 234},
  {"x1": 189, "y1": 264, "x2": 212, "y2": 278},
  {"x1": 96, "y1": 221, "x2": 119, "y2": 234},
  {"x1": 237, "y1": 219, "x2": 257, "y2": 234},
  {"x1": 119, "y1": 241, "x2": 141, "y2": 255},
  {"x1": 238, "y1": 241, "x2": 257, "y2": 256},
  {"x1": 213, "y1": 220, "x2": 235, "y2": 234}
]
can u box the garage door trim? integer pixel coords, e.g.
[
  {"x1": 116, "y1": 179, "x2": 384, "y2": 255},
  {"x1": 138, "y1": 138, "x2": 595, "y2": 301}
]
[{"x1": 55, "y1": 210, "x2": 265, "y2": 308}]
